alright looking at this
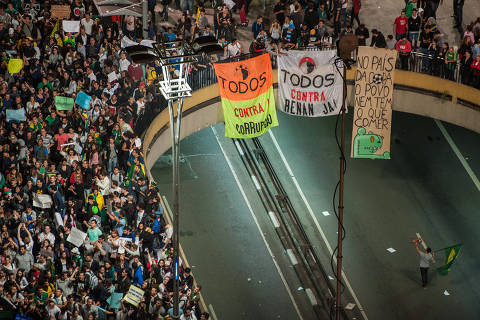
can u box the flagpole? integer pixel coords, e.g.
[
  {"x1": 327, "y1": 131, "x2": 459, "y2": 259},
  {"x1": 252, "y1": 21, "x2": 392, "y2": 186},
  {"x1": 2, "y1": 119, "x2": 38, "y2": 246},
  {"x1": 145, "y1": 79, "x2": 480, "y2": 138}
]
[{"x1": 434, "y1": 243, "x2": 462, "y2": 253}]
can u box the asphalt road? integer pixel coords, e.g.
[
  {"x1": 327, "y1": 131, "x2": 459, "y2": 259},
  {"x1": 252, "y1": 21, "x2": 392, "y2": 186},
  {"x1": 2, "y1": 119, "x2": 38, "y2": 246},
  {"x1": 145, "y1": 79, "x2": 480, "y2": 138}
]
[
  {"x1": 151, "y1": 124, "x2": 313, "y2": 320},
  {"x1": 151, "y1": 110, "x2": 480, "y2": 320}
]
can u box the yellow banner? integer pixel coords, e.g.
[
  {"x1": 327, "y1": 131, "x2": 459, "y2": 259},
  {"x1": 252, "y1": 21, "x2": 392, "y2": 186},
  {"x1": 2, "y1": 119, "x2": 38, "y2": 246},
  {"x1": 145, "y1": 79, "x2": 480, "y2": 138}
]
[{"x1": 214, "y1": 54, "x2": 278, "y2": 138}]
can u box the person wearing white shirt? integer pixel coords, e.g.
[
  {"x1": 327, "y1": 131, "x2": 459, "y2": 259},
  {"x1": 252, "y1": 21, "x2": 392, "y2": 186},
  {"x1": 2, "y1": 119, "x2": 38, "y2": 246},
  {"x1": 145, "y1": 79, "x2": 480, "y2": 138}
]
[
  {"x1": 46, "y1": 300, "x2": 61, "y2": 318},
  {"x1": 225, "y1": 39, "x2": 242, "y2": 58},
  {"x1": 78, "y1": 27, "x2": 89, "y2": 45},
  {"x1": 39, "y1": 225, "x2": 55, "y2": 245},
  {"x1": 134, "y1": 136, "x2": 142, "y2": 149},
  {"x1": 87, "y1": 66, "x2": 97, "y2": 85},
  {"x1": 179, "y1": 308, "x2": 197, "y2": 320},
  {"x1": 119, "y1": 51, "x2": 131, "y2": 72},
  {"x1": 95, "y1": 171, "x2": 111, "y2": 196},
  {"x1": 80, "y1": 12, "x2": 94, "y2": 35}
]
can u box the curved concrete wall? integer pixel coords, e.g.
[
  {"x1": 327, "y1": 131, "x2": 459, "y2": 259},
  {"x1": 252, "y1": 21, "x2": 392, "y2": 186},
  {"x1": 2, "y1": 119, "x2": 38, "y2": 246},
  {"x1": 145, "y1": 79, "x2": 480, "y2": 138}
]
[{"x1": 143, "y1": 69, "x2": 480, "y2": 173}]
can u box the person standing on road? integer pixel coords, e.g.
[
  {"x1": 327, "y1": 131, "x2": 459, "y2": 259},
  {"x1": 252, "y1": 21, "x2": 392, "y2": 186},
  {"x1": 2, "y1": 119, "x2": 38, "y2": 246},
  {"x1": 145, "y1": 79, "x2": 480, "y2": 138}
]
[{"x1": 415, "y1": 240, "x2": 435, "y2": 287}]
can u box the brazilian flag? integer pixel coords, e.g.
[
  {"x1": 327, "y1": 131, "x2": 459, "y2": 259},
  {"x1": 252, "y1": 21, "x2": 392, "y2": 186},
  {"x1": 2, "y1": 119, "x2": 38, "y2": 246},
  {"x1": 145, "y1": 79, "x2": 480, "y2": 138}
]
[{"x1": 437, "y1": 244, "x2": 462, "y2": 275}]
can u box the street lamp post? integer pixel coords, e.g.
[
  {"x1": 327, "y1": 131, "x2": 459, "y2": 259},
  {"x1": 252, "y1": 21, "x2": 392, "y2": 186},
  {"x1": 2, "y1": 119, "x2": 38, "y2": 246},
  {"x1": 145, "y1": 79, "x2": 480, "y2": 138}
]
[
  {"x1": 335, "y1": 34, "x2": 358, "y2": 320},
  {"x1": 126, "y1": 36, "x2": 221, "y2": 319}
]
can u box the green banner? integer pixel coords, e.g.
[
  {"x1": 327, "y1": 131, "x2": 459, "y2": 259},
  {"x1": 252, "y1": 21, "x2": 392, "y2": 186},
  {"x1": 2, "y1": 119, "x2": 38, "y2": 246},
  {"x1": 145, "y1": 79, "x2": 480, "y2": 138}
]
[
  {"x1": 55, "y1": 96, "x2": 74, "y2": 111},
  {"x1": 437, "y1": 244, "x2": 462, "y2": 275},
  {"x1": 222, "y1": 87, "x2": 278, "y2": 138}
]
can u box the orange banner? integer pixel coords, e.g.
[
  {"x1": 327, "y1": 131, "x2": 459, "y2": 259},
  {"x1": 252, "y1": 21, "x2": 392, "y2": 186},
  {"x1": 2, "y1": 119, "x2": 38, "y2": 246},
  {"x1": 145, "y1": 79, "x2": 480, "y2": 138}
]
[{"x1": 214, "y1": 53, "x2": 273, "y2": 101}]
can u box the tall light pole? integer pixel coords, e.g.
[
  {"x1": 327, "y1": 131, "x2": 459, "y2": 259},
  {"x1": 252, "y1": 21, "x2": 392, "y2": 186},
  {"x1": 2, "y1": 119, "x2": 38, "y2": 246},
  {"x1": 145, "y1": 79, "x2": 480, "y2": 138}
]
[
  {"x1": 126, "y1": 36, "x2": 221, "y2": 319},
  {"x1": 336, "y1": 34, "x2": 358, "y2": 320}
]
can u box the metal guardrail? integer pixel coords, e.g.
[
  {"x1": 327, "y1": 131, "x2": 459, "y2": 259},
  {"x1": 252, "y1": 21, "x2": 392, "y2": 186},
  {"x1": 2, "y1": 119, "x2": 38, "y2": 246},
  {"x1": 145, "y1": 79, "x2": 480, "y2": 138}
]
[{"x1": 184, "y1": 49, "x2": 477, "y2": 92}]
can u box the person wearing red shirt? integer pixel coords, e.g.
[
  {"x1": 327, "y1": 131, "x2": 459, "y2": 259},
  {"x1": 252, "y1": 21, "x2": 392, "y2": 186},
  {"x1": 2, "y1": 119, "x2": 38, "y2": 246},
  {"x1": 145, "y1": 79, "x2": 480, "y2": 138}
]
[
  {"x1": 351, "y1": 0, "x2": 361, "y2": 27},
  {"x1": 55, "y1": 127, "x2": 71, "y2": 151},
  {"x1": 396, "y1": 37, "x2": 412, "y2": 70},
  {"x1": 393, "y1": 10, "x2": 409, "y2": 41},
  {"x1": 470, "y1": 55, "x2": 480, "y2": 89}
]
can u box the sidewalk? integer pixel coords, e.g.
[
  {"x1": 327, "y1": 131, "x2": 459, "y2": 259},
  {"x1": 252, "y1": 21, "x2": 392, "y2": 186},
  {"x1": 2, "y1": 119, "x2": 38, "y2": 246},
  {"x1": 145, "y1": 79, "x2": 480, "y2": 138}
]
[
  {"x1": 158, "y1": 0, "x2": 480, "y2": 55},
  {"x1": 357, "y1": 0, "x2": 480, "y2": 49}
]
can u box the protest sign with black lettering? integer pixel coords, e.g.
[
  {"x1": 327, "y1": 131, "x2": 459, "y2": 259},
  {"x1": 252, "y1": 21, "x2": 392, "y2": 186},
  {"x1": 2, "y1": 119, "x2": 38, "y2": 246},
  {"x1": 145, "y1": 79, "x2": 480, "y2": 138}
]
[
  {"x1": 277, "y1": 50, "x2": 343, "y2": 117},
  {"x1": 351, "y1": 46, "x2": 396, "y2": 159}
]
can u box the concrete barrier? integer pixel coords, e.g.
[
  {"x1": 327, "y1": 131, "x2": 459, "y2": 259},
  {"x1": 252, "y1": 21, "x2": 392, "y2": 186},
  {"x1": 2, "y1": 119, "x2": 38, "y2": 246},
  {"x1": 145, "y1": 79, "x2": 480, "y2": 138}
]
[{"x1": 143, "y1": 69, "x2": 480, "y2": 172}]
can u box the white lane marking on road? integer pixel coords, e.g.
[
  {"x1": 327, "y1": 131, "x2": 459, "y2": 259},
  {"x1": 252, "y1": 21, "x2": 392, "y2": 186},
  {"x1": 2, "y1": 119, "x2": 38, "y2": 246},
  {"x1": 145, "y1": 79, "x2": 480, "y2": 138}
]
[
  {"x1": 386, "y1": 248, "x2": 396, "y2": 253},
  {"x1": 435, "y1": 119, "x2": 480, "y2": 193},
  {"x1": 208, "y1": 304, "x2": 218, "y2": 320},
  {"x1": 268, "y1": 211, "x2": 280, "y2": 228},
  {"x1": 322, "y1": 211, "x2": 330, "y2": 216},
  {"x1": 235, "y1": 140, "x2": 244, "y2": 156},
  {"x1": 268, "y1": 130, "x2": 369, "y2": 320},
  {"x1": 286, "y1": 249, "x2": 299, "y2": 266},
  {"x1": 416, "y1": 232, "x2": 428, "y2": 250},
  {"x1": 251, "y1": 175, "x2": 261, "y2": 190},
  {"x1": 212, "y1": 126, "x2": 303, "y2": 320},
  {"x1": 305, "y1": 288, "x2": 318, "y2": 306}
]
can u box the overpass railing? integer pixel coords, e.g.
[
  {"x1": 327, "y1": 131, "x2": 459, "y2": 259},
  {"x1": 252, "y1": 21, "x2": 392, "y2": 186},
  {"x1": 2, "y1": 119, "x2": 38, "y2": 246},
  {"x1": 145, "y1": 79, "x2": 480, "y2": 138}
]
[{"x1": 186, "y1": 49, "x2": 479, "y2": 92}]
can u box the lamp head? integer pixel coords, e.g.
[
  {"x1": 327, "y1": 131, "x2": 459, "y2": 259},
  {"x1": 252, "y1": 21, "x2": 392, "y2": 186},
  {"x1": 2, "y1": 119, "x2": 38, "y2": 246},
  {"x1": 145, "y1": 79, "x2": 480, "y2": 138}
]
[
  {"x1": 192, "y1": 35, "x2": 224, "y2": 55},
  {"x1": 125, "y1": 45, "x2": 158, "y2": 64},
  {"x1": 338, "y1": 34, "x2": 358, "y2": 61}
]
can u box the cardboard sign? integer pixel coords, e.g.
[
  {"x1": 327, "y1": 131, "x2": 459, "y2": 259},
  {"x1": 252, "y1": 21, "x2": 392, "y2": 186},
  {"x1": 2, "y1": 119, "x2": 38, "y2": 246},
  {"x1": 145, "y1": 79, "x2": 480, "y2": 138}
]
[
  {"x1": 124, "y1": 285, "x2": 144, "y2": 307},
  {"x1": 351, "y1": 46, "x2": 397, "y2": 159},
  {"x1": 51, "y1": 5, "x2": 71, "y2": 19}
]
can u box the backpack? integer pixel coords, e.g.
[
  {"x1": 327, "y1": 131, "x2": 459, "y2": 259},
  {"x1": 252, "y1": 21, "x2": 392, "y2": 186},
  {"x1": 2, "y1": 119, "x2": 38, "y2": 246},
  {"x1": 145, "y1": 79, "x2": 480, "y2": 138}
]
[{"x1": 85, "y1": 271, "x2": 99, "y2": 290}]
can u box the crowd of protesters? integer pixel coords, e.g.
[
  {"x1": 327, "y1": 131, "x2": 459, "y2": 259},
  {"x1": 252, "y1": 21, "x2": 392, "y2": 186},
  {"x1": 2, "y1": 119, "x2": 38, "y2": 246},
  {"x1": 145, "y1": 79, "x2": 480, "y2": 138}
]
[
  {"x1": 0, "y1": 0, "x2": 209, "y2": 319},
  {"x1": 0, "y1": 0, "x2": 478, "y2": 319},
  {"x1": 219, "y1": 0, "x2": 479, "y2": 88}
]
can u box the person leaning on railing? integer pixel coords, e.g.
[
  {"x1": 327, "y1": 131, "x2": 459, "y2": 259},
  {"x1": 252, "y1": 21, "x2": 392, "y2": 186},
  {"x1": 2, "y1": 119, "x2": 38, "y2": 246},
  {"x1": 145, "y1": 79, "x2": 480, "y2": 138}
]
[
  {"x1": 460, "y1": 51, "x2": 474, "y2": 85},
  {"x1": 470, "y1": 55, "x2": 480, "y2": 89}
]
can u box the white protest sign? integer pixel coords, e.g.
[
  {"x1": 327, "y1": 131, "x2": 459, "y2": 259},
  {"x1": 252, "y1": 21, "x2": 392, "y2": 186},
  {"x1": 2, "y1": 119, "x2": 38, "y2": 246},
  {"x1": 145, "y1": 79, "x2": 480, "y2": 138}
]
[
  {"x1": 108, "y1": 71, "x2": 118, "y2": 83},
  {"x1": 121, "y1": 36, "x2": 139, "y2": 48},
  {"x1": 277, "y1": 50, "x2": 343, "y2": 117},
  {"x1": 32, "y1": 194, "x2": 52, "y2": 209},
  {"x1": 67, "y1": 227, "x2": 87, "y2": 247},
  {"x1": 62, "y1": 20, "x2": 80, "y2": 33}
]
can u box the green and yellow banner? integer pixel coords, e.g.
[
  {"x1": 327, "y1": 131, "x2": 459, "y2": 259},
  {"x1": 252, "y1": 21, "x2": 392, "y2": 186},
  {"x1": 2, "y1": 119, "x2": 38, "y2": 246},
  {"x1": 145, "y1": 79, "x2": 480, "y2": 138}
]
[
  {"x1": 214, "y1": 53, "x2": 278, "y2": 138},
  {"x1": 437, "y1": 244, "x2": 462, "y2": 275}
]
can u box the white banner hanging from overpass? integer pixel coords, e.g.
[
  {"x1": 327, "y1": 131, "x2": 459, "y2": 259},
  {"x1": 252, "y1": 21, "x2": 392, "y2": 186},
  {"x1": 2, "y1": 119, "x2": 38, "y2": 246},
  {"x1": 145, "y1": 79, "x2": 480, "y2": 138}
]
[{"x1": 277, "y1": 50, "x2": 343, "y2": 117}]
